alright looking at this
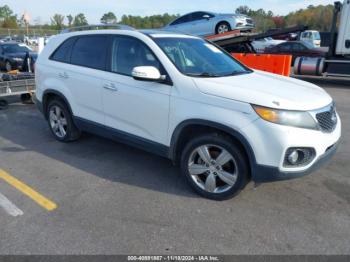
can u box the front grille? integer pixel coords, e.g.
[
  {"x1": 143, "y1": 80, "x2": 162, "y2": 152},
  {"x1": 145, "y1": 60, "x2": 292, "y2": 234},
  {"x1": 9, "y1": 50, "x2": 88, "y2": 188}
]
[{"x1": 316, "y1": 106, "x2": 337, "y2": 133}]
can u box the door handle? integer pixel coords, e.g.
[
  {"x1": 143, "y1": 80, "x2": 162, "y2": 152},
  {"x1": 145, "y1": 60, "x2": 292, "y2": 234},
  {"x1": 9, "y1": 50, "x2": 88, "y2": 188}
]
[
  {"x1": 103, "y1": 83, "x2": 118, "y2": 91},
  {"x1": 58, "y1": 72, "x2": 69, "y2": 79}
]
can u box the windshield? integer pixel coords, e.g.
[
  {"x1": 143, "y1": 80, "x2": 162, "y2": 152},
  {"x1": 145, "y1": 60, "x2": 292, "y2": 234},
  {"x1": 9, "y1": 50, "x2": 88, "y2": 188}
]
[
  {"x1": 2, "y1": 44, "x2": 32, "y2": 53},
  {"x1": 313, "y1": 32, "x2": 321, "y2": 40},
  {"x1": 153, "y1": 37, "x2": 251, "y2": 77}
]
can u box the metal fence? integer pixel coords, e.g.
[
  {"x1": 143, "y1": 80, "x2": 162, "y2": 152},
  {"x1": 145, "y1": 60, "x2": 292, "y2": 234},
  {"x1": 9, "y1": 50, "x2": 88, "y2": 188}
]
[{"x1": 0, "y1": 28, "x2": 59, "y2": 37}]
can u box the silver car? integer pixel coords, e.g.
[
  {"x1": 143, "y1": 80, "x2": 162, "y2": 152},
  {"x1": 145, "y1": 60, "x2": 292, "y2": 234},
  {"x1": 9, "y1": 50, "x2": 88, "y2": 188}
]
[{"x1": 164, "y1": 11, "x2": 254, "y2": 36}]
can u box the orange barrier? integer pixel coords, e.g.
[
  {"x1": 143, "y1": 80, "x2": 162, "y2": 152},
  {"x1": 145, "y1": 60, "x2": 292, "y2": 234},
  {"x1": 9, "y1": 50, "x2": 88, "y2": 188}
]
[{"x1": 232, "y1": 53, "x2": 292, "y2": 77}]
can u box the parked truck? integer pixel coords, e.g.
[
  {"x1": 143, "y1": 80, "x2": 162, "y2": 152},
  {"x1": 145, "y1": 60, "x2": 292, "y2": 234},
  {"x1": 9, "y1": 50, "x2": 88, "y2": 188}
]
[{"x1": 294, "y1": 0, "x2": 350, "y2": 78}]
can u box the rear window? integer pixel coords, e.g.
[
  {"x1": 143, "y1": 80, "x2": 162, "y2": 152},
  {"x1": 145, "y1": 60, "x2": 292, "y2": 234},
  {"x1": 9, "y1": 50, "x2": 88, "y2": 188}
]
[
  {"x1": 70, "y1": 35, "x2": 108, "y2": 70},
  {"x1": 51, "y1": 37, "x2": 76, "y2": 63}
]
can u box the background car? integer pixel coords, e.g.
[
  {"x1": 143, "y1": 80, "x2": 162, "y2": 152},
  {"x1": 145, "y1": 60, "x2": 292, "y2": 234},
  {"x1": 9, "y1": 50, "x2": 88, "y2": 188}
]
[
  {"x1": 265, "y1": 41, "x2": 327, "y2": 64},
  {"x1": 25, "y1": 36, "x2": 39, "y2": 46},
  {"x1": 300, "y1": 30, "x2": 321, "y2": 47},
  {"x1": 266, "y1": 29, "x2": 299, "y2": 41},
  {"x1": 164, "y1": 11, "x2": 254, "y2": 36},
  {"x1": 0, "y1": 42, "x2": 37, "y2": 71},
  {"x1": 252, "y1": 37, "x2": 286, "y2": 53}
]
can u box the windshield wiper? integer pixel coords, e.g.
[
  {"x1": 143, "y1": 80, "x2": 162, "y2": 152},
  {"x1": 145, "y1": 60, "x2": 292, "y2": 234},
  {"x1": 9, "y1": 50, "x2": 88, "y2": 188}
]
[
  {"x1": 186, "y1": 72, "x2": 221, "y2": 78},
  {"x1": 222, "y1": 70, "x2": 252, "y2": 77}
]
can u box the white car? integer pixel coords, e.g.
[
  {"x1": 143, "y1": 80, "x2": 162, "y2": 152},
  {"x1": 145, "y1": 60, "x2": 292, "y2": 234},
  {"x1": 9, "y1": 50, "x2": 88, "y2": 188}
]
[
  {"x1": 35, "y1": 29, "x2": 341, "y2": 200},
  {"x1": 164, "y1": 11, "x2": 254, "y2": 36},
  {"x1": 300, "y1": 30, "x2": 321, "y2": 48},
  {"x1": 252, "y1": 37, "x2": 286, "y2": 53}
]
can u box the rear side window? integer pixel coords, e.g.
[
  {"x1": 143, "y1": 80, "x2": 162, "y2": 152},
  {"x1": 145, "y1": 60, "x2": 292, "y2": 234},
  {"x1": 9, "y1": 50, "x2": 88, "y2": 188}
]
[
  {"x1": 51, "y1": 37, "x2": 76, "y2": 63},
  {"x1": 71, "y1": 35, "x2": 108, "y2": 70},
  {"x1": 171, "y1": 14, "x2": 191, "y2": 25}
]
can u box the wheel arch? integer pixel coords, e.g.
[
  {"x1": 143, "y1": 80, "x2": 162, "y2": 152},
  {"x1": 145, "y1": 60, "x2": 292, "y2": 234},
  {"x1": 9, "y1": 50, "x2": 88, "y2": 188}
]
[
  {"x1": 42, "y1": 89, "x2": 73, "y2": 119},
  {"x1": 215, "y1": 20, "x2": 232, "y2": 33},
  {"x1": 169, "y1": 119, "x2": 257, "y2": 176}
]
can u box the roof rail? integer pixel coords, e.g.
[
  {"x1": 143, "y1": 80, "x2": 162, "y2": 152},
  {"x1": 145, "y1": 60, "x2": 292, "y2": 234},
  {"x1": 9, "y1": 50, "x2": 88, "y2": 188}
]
[{"x1": 60, "y1": 24, "x2": 135, "y2": 34}]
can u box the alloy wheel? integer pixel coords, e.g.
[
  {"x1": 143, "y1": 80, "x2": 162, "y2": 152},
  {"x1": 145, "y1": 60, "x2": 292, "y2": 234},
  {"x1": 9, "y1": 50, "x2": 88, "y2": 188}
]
[
  {"x1": 49, "y1": 105, "x2": 68, "y2": 138},
  {"x1": 188, "y1": 144, "x2": 238, "y2": 193},
  {"x1": 218, "y1": 24, "x2": 229, "y2": 34}
]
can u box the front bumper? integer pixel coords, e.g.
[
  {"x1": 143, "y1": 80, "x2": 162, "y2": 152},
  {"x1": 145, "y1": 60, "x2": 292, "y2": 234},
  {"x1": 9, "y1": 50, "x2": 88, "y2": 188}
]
[
  {"x1": 240, "y1": 112, "x2": 341, "y2": 183},
  {"x1": 253, "y1": 141, "x2": 339, "y2": 183}
]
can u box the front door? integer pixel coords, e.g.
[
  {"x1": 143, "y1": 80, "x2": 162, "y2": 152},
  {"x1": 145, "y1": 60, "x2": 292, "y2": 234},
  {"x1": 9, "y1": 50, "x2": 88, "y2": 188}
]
[{"x1": 101, "y1": 36, "x2": 171, "y2": 145}]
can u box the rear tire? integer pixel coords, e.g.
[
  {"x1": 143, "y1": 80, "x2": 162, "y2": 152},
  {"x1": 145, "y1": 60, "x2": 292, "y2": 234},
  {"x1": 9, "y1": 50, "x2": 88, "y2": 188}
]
[
  {"x1": 215, "y1": 22, "x2": 231, "y2": 35},
  {"x1": 0, "y1": 100, "x2": 8, "y2": 110},
  {"x1": 47, "y1": 99, "x2": 81, "y2": 142},
  {"x1": 180, "y1": 133, "x2": 249, "y2": 200}
]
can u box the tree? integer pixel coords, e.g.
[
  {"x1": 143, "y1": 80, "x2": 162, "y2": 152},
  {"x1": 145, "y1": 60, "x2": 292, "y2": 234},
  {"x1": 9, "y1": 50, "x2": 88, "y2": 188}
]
[
  {"x1": 51, "y1": 14, "x2": 65, "y2": 30},
  {"x1": 67, "y1": 14, "x2": 73, "y2": 27},
  {"x1": 101, "y1": 12, "x2": 117, "y2": 24},
  {"x1": 73, "y1": 13, "x2": 88, "y2": 27},
  {"x1": 235, "y1": 6, "x2": 250, "y2": 15},
  {"x1": 0, "y1": 5, "x2": 13, "y2": 20},
  {"x1": 2, "y1": 16, "x2": 18, "y2": 28},
  {"x1": 120, "y1": 13, "x2": 179, "y2": 29},
  {"x1": 0, "y1": 5, "x2": 18, "y2": 28},
  {"x1": 272, "y1": 16, "x2": 285, "y2": 28},
  {"x1": 285, "y1": 4, "x2": 333, "y2": 31}
]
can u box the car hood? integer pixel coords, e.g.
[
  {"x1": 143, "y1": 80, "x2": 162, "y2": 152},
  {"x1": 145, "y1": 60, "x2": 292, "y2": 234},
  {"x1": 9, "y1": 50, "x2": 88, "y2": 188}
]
[{"x1": 192, "y1": 70, "x2": 332, "y2": 111}]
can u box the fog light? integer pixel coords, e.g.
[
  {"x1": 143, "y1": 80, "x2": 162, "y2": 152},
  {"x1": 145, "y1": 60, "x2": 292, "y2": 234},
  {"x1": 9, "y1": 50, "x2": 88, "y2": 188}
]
[
  {"x1": 287, "y1": 150, "x2": 299, "y2": 164},
  {"x1": 283, "y1": 147, "x2": 316, "y2": 167}
]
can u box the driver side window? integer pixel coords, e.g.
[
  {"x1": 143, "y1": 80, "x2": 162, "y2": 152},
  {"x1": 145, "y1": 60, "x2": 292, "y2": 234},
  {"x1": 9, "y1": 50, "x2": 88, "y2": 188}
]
[{"x1": 111, "y1": 37, "x2": 163, "y2": 76}]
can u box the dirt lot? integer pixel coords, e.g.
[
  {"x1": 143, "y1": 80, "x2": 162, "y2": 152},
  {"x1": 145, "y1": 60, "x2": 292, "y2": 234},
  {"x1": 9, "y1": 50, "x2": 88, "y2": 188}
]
[{"x1": 0, "y1": 78, "x2": 349, "y2": 255}]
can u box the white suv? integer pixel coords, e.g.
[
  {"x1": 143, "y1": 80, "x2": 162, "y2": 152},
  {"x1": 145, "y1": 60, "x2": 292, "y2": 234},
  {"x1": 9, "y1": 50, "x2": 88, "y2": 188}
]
[{"x1": 35, "y1": 29, "x2": 341, "y2": 200}]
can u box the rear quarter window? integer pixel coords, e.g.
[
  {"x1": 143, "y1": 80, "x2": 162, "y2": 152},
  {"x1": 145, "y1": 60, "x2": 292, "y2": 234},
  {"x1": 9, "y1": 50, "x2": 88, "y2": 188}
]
[{"x1": 50, "y1": 37, "x2": 76, "y2": 63}]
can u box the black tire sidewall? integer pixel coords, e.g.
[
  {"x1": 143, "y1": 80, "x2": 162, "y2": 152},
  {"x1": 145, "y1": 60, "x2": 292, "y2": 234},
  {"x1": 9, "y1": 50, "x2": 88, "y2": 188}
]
[
  {"x1": 216, "y1": 22, "x2": 231, "y2": 34},
  {"x1": 47, "y1": 99, "x2": 75, "y2": 142},
  {"x1": 180, "y1": 134, "x2": 249, "y2": 200}
]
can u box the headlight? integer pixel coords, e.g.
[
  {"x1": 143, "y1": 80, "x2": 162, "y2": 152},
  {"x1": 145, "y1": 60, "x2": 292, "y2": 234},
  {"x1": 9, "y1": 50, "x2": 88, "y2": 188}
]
[{"x1": 252, "y1": 105, "x2": 319, "y2": 130}]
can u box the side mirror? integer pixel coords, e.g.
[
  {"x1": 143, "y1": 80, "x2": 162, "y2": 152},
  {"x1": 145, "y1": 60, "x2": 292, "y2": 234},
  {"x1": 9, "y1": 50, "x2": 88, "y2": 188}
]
[
  {"x1": 132, "y1": 66, "x2": 166, "y2": 82},
  {"x1": 203, "y1": 15, "x2": 211, "y2": 20}
]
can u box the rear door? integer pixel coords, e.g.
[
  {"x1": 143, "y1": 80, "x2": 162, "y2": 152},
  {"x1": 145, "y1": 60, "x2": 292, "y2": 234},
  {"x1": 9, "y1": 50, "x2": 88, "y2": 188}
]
[
  {"x1": 190, "y1": 12, "x2": 214, "y2": 36},
  {"x1": 100, "y1": 36, "x2": 171, "y2": 145},
  {"x1": 172, "y1": 14, "x2": 194, "y2": 34},
  {"x1": 65, "y1": 35, "x2": 108, "y2": 124}
]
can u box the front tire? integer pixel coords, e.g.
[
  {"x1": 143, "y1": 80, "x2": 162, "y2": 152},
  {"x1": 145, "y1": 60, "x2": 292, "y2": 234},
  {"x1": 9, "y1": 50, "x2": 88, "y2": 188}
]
[
  {"x1": 215, "y1": 22, "x2": 231, "y2": 35},
  {"x1": 180, "y1": 134, "x2": 249, "y2": 200},
  {"x1": 5, "y1": 61, "x2": 12, "y2": 72},
  {"x1": 47, "y1": 99, "x2": 81, "y2": 142}
]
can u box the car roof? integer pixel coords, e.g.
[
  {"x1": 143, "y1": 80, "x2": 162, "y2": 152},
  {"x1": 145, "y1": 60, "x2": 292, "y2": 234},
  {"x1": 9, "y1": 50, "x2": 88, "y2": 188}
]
[
  {"x1": 58, "y1": 28, "x2": 200, "y2": 40},
  {"x1": 180, "y1": 11, "x2": 215, "y2": 16},
  {"x1": 0, "y1": 42, "x2": 21, "y2": 45},
  {"x1": 141, "y1": 29, "x2": 200, "y2": 38}
]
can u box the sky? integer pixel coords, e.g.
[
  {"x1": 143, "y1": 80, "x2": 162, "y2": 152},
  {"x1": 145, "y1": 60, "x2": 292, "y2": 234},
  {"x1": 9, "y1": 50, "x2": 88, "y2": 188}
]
[{"x1": 2, "y1": 0, "x2": 336, "y2": 24}]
